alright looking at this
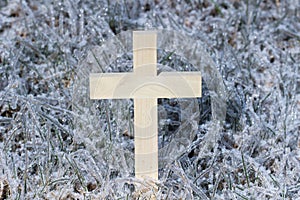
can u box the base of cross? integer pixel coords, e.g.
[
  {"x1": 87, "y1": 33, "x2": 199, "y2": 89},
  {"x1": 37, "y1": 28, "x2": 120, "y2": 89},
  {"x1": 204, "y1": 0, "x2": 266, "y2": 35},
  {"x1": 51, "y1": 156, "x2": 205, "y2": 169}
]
[{"x1": 133, "y1": 179, "x2": 158, "y2": 199}]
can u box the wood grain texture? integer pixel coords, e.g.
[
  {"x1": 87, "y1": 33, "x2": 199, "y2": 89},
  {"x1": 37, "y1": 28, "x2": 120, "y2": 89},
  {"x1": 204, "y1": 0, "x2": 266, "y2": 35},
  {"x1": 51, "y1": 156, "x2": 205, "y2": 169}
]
[
  {"x1": 89, "y1": 72, "x2": 202, "y2": 99},
  {"x1": 134, "y1": 98, "x2": 158, "y2": 179},
  {"x1": 133, "y1": 31, "x2": 157, "y2": 76},
  {"x1": 133, "y1": 31, "x2": 158, "y2": 180}
]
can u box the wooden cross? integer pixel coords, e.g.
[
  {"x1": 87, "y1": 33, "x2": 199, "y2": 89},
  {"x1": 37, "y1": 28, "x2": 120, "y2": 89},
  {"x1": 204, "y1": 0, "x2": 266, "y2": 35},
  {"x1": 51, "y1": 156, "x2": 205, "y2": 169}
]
[{"x1": 90, "y1": 31, "x2": 201, "y2": 180}]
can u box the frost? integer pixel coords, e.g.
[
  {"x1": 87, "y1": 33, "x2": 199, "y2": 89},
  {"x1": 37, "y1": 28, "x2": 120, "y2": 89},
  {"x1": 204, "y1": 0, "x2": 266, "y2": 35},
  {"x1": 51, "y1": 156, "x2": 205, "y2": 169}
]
[{"x1": 0, "y1": 0, "x2": 299, "y2": 199}]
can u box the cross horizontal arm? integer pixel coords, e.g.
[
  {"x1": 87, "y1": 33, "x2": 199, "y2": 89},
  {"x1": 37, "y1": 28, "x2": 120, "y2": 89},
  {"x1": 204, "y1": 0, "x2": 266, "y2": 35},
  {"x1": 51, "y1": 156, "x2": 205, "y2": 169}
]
[{"x1": 90, "y1": 72, "x2": 201, "y2": 99}]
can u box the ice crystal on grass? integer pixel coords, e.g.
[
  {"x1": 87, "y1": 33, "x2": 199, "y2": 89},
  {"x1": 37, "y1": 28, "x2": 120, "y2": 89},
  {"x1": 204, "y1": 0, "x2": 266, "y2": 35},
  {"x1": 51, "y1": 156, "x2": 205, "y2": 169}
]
[{"x1": 0, "y1": 0, "x2": 299, "y2": 199}]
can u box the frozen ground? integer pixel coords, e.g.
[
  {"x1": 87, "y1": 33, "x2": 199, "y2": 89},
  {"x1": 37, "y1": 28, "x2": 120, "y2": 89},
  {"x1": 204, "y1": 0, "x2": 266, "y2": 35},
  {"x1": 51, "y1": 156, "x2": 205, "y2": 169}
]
[{"x1": 0, "y1": 0, "x2": 299, "y2": 199}]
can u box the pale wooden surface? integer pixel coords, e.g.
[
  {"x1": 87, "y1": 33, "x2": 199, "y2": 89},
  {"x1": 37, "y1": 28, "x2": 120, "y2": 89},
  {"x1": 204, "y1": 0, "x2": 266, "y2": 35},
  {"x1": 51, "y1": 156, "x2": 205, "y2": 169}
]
[
  {"x1": 134, "y1": 98, "x2": 158, "y2": 179},
  {"x1": 133, "y1": 31, "x2": 158, "y2": 180},
  {"x1": 90, "y1": 72, "x2": 201, "y2": 99},
  {"x1": 89, "y1": 31, "x2": 202, "y2": 182},
  {"x1": 133, "y1": 31, "x2": 157, "y2": 76}
]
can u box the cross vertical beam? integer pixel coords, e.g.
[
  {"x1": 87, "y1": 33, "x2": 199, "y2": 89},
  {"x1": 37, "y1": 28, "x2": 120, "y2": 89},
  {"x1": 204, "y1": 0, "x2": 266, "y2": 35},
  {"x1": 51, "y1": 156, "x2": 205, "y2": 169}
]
[{"x1": 133, "y1": 31, "x2": 158, "y2": 180}]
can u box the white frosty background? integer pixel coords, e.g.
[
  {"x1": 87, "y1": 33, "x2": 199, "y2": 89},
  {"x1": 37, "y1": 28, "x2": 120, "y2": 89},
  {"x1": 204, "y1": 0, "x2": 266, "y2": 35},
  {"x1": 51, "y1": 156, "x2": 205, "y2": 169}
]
[{"x1": 0, "y1": 0, "x2": 299, "y2": 199}]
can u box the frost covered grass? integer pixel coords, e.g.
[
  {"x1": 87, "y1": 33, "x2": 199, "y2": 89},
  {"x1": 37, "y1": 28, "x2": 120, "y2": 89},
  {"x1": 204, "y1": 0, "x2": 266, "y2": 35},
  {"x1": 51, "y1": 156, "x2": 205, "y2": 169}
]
[{"x1": 0, "y1": 0, "x2": 299, "y2": 199}]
